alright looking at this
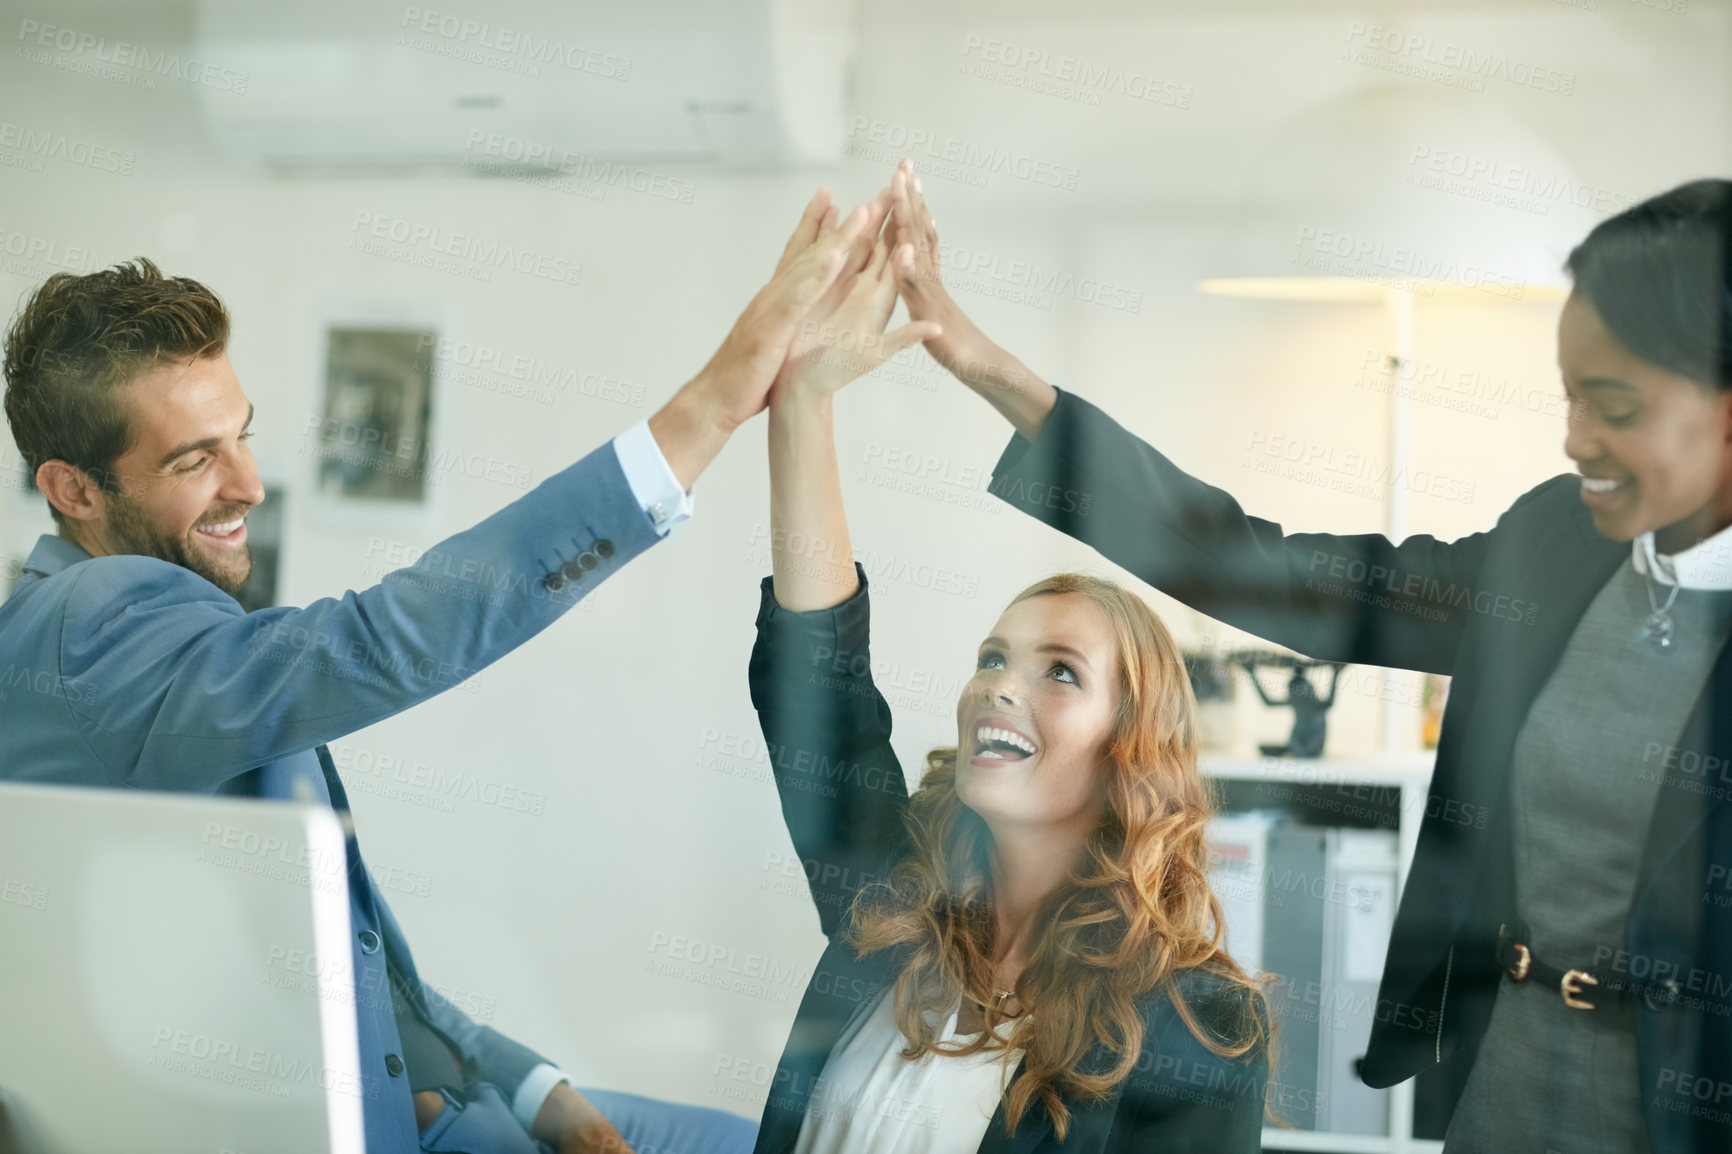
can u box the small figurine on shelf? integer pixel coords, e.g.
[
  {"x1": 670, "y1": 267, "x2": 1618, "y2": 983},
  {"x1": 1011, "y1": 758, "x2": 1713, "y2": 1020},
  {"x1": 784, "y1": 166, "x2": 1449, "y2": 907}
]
[{"x1": 1229, "y1": 650, "x2": 1346, "y2": 759}]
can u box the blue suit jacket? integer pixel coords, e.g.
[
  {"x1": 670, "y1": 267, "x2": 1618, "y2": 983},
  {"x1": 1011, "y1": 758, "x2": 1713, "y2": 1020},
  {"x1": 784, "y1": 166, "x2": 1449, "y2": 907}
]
[{"x1": 0, "y1": 438, "x2": 661, "y2": 1152}]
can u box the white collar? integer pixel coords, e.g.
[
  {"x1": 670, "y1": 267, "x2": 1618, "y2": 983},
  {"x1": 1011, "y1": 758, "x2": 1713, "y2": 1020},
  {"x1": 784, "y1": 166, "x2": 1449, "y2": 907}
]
[{"x1": 1632, "y1": 523, "x2": 1732, "y2": 590}]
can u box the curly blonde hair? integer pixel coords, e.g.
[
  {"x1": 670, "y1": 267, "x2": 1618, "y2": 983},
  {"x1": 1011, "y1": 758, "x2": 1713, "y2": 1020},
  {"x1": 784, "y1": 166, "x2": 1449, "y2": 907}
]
[{"x1": 845, "y1": 573, "x2": 1267, "y2": 1140}]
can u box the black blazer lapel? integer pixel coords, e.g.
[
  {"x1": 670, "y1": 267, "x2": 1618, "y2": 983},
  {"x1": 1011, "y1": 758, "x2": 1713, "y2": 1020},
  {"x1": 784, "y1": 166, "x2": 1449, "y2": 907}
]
[
  {"x1": 978, "y1": 1099, "x2": 1055, "y2": 1154},
  {"x1": 1635, "y1": 649, "x2": 1732, "y2": 895},
  {"x1": 1465, "y1": 497, "x2": 1626, "y2": 780},
  {"x1": 1428, "y1": 495, "x2": 1625, "y2": 931},
  {"x1": 757, "y1": 939, "x2": 894, "y2": 1154},
  {"x1": 977, "y1": 1029, "x2": 1136, "y2": 1154}
]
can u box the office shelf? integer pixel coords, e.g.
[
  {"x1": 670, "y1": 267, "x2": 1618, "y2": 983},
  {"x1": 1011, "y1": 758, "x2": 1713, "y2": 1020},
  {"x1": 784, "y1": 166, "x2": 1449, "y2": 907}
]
[{"x1": 1205, "y1": 750, "x2": 1445, "y2": 1154}]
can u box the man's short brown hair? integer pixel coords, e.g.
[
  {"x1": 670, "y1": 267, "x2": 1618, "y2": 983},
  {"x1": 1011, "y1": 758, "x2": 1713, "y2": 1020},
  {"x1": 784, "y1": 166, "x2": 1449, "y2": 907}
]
[{"x1": 3, "y1": 257, "x2": 230, "y2": 528}]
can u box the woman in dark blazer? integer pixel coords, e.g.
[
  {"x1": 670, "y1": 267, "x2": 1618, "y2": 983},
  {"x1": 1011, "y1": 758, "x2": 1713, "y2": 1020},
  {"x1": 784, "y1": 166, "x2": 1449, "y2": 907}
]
[
  {"x1": 887, "y1": 160, "x2": 1732, "y2": 1152},
  {"x1": 745, "y1": 206, "x2": 1269, "y2": 1152}
]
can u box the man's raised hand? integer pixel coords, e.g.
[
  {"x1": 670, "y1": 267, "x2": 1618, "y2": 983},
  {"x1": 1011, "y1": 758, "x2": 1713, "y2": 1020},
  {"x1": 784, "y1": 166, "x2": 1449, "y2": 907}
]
[{"x1": 649, "y1": 187, "x2": 885, "y2": 489}]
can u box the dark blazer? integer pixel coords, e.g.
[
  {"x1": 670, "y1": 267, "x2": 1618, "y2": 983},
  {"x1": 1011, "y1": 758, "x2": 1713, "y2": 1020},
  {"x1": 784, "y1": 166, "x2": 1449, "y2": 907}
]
[
  {"x1": 746, "y1": 570, "x2": 1269, "y2": 1154},
  {"x1": 985, "y1": 388, "x2": 1732, "y2": 1153}
]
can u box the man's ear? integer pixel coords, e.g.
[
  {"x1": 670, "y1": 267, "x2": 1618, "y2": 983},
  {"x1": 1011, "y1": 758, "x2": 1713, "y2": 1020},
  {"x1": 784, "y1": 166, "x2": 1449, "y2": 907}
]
[{"x1": 35, "y1": 460, "x2": 106, "y2": 525}]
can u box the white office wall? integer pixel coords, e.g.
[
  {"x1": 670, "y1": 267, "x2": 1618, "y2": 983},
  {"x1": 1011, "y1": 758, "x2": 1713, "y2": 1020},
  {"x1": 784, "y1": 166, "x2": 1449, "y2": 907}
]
[{"x1": 2, "y1": 0, "x2": 1728, "y2": 1115}]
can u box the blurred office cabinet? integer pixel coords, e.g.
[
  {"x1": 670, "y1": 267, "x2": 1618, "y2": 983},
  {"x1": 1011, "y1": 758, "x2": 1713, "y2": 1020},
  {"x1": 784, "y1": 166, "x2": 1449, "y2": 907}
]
[{"x1": 1204, "y1": 755, "x2": 1436, "y2": 1154}]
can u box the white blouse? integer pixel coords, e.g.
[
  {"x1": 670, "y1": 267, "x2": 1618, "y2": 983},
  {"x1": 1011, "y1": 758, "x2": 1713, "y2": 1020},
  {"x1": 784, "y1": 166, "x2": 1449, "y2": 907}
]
[
  {"x1": 793, "y1": 990, "x2": 1027, "y2": 1154},
  {"x1": 1633, "y1": 522, "x2": 1732, "y2": 590}
]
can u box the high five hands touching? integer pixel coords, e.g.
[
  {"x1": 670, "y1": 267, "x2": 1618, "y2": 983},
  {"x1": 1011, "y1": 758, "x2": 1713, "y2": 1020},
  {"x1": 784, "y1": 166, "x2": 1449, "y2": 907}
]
[
  {"x1": 648, "y1": 186, "x2": 886, "y2": 490},
  {"x1": 769, "y1": 158, "x2": 1062, "y2": 422},
  {"x1": 650, "y1": 165, "x2": 1056, "y2": 497},
  {"x1": 772, "y1": 187, "x2": 942, "y2": 404}
]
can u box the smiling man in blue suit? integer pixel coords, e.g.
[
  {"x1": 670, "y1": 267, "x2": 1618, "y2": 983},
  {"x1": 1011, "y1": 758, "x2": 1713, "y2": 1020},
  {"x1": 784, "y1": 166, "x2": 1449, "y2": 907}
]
[{"x1": 0, "y1": 187, "x2": 922, "y2": 1154}]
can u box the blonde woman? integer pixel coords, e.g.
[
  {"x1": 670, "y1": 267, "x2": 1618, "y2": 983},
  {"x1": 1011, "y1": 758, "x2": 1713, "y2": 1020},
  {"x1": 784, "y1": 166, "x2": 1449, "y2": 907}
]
[{"x1": 744, "y1": 211, "x2": 1268, "y2": 1153}]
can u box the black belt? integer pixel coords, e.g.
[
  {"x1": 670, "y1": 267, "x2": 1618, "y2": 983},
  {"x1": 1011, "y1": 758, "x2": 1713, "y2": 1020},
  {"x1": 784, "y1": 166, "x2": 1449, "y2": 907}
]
[{"x1": 1495, "y1": 922, "x2": 1637, "y2": 1011}]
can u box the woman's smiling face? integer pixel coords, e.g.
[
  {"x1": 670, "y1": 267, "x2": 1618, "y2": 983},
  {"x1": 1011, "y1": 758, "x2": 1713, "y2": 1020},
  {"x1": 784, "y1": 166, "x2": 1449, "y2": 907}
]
[
  {"x1": 954, "y1": 592, "x2": 1120, "y2": 831},
  {"x1": 1560, "y1": 291, "x2": 1732, "y2": 550}
]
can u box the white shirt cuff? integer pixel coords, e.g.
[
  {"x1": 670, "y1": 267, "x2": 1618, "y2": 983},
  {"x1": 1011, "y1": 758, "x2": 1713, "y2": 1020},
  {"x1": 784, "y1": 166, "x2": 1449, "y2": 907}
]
[
  {"x1": 612, "y1": 419, "x2": 695, "y2": 536},
  {"x1": 511, "y1": 1062, "x2": 572, "y2": 1132}
]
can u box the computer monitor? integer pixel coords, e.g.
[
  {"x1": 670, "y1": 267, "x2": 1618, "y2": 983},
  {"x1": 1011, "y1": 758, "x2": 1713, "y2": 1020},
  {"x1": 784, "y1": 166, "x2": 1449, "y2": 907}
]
[{"x1": 0, "y1": 780, "x2": 364, "y2": 1154}]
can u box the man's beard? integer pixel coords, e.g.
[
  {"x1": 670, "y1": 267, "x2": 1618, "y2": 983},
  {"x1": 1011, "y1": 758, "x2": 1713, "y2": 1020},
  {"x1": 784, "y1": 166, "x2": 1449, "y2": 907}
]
[{"x1": 103, "y1": 495, "x2": 252, "y2": 595}]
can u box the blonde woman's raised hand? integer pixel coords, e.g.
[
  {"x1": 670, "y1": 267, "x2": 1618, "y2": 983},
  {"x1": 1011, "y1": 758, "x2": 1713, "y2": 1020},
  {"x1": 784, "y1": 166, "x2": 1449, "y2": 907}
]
[
  {"x1": 773, "y1": 203, "x2": 942, "y2": 403},
  {"x1": 693, "y1": 186, "x2": 884, "y2": 426},
  {"x1": 650, "y1": 186, "x2": 888, "y2": 488}
]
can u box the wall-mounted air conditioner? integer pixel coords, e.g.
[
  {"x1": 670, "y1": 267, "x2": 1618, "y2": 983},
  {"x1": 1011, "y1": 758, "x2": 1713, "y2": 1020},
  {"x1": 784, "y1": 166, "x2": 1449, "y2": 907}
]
[{"x1": 195, "y1": 0, "x2": 853, "y2": 171}]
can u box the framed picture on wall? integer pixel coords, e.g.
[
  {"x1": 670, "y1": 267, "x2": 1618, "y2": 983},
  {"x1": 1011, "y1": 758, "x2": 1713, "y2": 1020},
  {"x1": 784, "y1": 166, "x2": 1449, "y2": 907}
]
[{"x1": 313, "y1": 327, "x2": 437, "y2": 503}]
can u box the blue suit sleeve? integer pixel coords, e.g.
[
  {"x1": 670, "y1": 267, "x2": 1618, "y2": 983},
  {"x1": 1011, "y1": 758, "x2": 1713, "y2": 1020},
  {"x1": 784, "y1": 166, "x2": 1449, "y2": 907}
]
[
  {"x1": 423, "y1": 982, "x2": 551, "y2": 1109},
  {"x1": 57, "y1": 439, "x2": 661, "y2": 790}
]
